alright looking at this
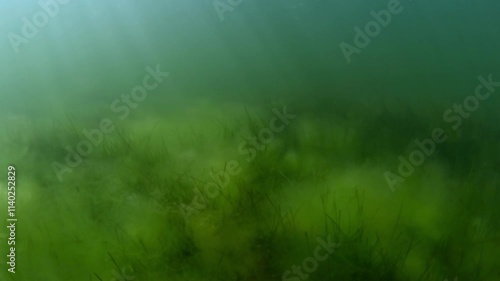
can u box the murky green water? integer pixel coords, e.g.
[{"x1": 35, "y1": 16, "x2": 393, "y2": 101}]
[{"x1": 1, "y1": 0, "x2": 499, "y2": 280}]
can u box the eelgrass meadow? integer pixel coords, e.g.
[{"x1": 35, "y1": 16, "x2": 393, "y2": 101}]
[{"x1": 1, "y1": 0, "x2": 499, "y2": 280}]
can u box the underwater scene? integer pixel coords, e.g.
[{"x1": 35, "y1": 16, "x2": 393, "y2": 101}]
[{"x1": 0, "y1": 0, "x2": 499, "y2": 280}]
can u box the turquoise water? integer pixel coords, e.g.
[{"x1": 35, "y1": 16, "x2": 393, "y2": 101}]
[{"x1": 0, "y1": 0, "x2": 499, "y2": 280}]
